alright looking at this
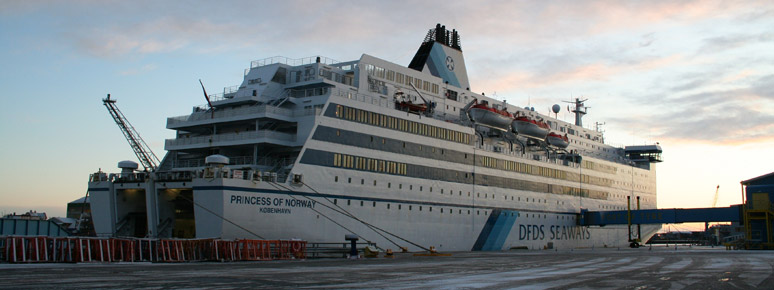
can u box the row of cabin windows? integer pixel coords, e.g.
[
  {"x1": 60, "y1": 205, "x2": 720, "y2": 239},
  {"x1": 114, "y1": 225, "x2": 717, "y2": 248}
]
[
  {"x1": 330, "y1": 149, "x2": 610, "y2": 200},
  {"x1": 365, "y1": 64, "x2": 440, "y2": 95},
  {"x1": 328, "y1": 124, "x2": 623, "y2": 192},
  {"x1": 328, "y1": 199, "x2": 578, "y2": 219},
  {"x1": 478, "y1": 155, "x2": 614, "y2": 188},
  {"x1": 334, "y1": 105, "x2": 470, "y2": 144},
  {"x1": 332, "y1": 153, "x2": 406, "y2": 175},
  {"x1": 332, "y1": 175, "x2": 605, "y2": 204}
]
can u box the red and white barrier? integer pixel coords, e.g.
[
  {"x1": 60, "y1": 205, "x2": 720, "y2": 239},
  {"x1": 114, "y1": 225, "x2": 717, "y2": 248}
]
[{"x1": 1, "y1": 236, "x2": 307, "y2": 263}]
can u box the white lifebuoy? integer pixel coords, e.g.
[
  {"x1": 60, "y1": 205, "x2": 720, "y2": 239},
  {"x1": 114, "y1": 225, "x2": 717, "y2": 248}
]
[{"x1": 292, "y1": 241, "x2": 302, "y2": 252}]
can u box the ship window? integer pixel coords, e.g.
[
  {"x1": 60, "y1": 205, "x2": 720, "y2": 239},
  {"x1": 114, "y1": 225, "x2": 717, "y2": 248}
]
[
  {"x1": 399, "y1": 204, "x2": 402, "y2": 210},
  {"x1": 335, "y1": 176, "x2": 338, "y2": 182},
  {"x1": 419, "y1": 206, "x2": 423, "y2": 211},
  {"x1": 373, "y1": 180, "x2": 377, "y2": 186},
  {"x1": 388, "y1": 183, "x2": 391, "y2": 188},
  {"x1": 373, "y1": 201, "x2": 376, "y2": 207},
  {"x1": 334, "y1": 199, "x2": 337, "y2": 205},
  {"x1": 399, "y1": 184, "x2": 402, "y2": 189},
  {"x1": 336, "y1": 130, "x2": 340, "y2": 136},
  {"x1": 347, "y1": 200, "x2": 351, "y2": 206},
  {"x1": 409, "y1": 205, "x2": 412, "y2": 210},
  {"x1": 360, "y1": 201, "x2": 364, "y2": 206},
  {"x1": 429, "y1": 207, "x2": 432, "y2": 212},
  {"x1": 419, "y1": 186, "x2": 423, "y2": 191},
  {"x1": 348, "y1": 177, "x2": 351, "y2": 183},
  {"x1": 387, "y1": 204, "x2": 391, "y2": 209},
  {"x1": 410, "y1": 185, "x2": 413, "y2": 190},
  {"x1": 361, "y1": 179, "x2": 364, "y2": 185}
]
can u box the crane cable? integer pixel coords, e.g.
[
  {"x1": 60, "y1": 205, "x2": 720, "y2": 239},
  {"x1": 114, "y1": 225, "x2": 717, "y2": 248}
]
[
  {"x1": 298, "y1": 181, "x2": 432, "y2": 252},
  {"x1": 264, "y1": 182, "x2": 380, "y2": 248},
  {"x1": 176, "y1": 192, "x2": 266, "y2": 240},
  {"x1": 268, "y1": 181, "x2": 402, "y2": 251}
]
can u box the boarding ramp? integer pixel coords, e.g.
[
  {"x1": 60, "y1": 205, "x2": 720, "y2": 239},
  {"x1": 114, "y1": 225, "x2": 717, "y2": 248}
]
[{"x1": 579, "y1": 205, "x2": 743, "y2": 226}]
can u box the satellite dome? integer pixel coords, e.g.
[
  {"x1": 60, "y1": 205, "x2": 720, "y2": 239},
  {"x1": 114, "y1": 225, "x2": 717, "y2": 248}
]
[
  {"x1": 552, "y1": 104, "x2": 561, "y2": 114},
  {"x1": 205, "y1": 154, "x2": 230, "y2": 165},
  {"x1": 117, "y1": 160, "x2": 138, "y2": 170}
]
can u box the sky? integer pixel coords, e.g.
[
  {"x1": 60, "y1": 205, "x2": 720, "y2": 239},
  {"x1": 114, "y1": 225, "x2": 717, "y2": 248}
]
[{"x1": 1, "y1": 0, "x2": 772, "y2": 230}]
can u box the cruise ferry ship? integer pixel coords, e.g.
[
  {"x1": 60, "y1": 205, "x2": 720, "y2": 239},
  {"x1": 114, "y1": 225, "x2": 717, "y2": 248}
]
[{"x1": 88, "y1": 24, "x2": 663, "y2": 251}]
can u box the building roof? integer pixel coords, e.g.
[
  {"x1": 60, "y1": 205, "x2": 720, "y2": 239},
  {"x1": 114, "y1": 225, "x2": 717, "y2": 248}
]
[
  {"x1": 69, "y1": 196, "x2": 90, "y2": 204},
  {"x1": 741, "y1": 171, "x2": 774, "y2": 186}
]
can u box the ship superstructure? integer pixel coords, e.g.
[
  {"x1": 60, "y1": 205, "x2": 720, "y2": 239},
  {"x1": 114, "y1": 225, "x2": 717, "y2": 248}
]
[{"x1": 88, "y1": 24, "x2": 662, "y2": 250}]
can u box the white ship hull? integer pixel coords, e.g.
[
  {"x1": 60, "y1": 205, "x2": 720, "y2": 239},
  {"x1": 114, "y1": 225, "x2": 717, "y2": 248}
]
[{"x1": 88, "y1": 24, "x2": 662, "y2": 251}]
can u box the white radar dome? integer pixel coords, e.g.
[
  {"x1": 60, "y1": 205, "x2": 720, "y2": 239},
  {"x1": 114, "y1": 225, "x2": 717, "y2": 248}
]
[
  {"x1": 117, "y1": 160, "x2": 139, "y2": 170},
  {"x1": 205, "y1": 154, "x2": 230, "y2": 165},
  {"x1": 552, "y1": 104, "x2": 561, "y2": 114}
]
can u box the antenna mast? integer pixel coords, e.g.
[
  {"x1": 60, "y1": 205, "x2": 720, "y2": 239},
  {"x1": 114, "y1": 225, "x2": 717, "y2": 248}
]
[
  {"x1": 102, "y1": 94, "x2": 160, "y2": 171},
  {"x1": 564, "y1": 98, "x2": 588, "y2": 127}
]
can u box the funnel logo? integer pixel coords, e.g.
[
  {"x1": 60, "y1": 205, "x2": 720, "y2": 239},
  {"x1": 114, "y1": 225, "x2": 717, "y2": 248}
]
[{"x1": 446, "y1": 56, "x2": 454, "y2": 71}]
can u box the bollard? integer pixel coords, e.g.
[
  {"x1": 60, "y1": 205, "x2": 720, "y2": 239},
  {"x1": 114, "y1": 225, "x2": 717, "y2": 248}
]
[{"x1": 345, "y1": 234, "x2": 359, "y2": 259}]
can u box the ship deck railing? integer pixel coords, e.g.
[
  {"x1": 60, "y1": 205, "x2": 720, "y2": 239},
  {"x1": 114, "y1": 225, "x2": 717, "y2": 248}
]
[
  {"x1": 249, "y1": 55, "x2": 342, "y2": 70},
  {"x1": 165, "y1": 130, "x2": 297, "y2": 148},
  {"x1": 167, "y1": 105, "x2": 320, "y2": 126}
]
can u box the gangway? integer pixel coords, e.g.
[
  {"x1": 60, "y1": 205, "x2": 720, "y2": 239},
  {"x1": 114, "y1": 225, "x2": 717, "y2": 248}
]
[
  {"x1": 579, "y1": 205, "x2": 744, "y2": 248},
  {"x1": 579, "y1": 205, "x2": 743, "y2": 226}
]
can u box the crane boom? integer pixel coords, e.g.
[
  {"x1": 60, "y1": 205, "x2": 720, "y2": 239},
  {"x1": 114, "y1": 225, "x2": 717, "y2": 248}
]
[
  {"x1": 712, "y1": 185, "x2": 720, "y2": 207},
  {"x1": 102, "y1": 94, "x2": 160, "y2": 171}
]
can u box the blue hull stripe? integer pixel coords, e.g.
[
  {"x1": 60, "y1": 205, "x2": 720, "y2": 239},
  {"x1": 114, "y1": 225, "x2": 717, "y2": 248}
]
[
  {"x1": 473, "y1": 210, "x2": 519, "y2": 251},
  {"x1": 471, "y1": 209, "x2": 501, "y2": 251}
]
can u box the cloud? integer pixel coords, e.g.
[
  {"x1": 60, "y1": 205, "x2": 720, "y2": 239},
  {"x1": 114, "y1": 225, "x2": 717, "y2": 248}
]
[
  {"x1": 70, "y1": 17, "x2": 246, "y2": 58},
  {"x1": 609, "y1": 73, "x2": 774, "y2": 144},
  {"x1": 119, "y1": 64, "x2": 158, "y2": 76},
  {"x1": 698, "y1": 32, "x2": 774, "y2": 54}
]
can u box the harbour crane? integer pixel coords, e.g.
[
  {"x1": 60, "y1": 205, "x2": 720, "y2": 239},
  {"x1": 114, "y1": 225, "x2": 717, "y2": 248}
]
[
  {"x1": 102, "y1": 94, "x2": 160, "y2": 171},
  {"x1": 712, "y1": 185, "x2": 720, "y2": 207}
]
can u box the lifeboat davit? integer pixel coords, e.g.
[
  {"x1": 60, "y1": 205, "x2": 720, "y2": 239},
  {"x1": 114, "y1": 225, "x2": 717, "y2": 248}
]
[
  {"x1": 468, "y1": 101, "x2": 513, "y2": 131},
  {"x1": 546, "y1": 132, "x2": 570, "y2": 148},
  {"x1": 394, "y1": 91, "x2": 429, "y2": 113},
  {"x1": 511, "y1": 115, "x2": 550, "y2": 139},
  {"x1": 396, "y1": 101, "x2": 428, "y2": 113}
]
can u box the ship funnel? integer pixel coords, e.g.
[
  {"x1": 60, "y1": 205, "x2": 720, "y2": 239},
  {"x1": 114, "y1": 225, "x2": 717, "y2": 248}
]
[
  {"x1": 118, "y1": 160, "x2": 138, "y2": 177},
  {"x1": 408, "y1": 24, "x2": 470, "y2": 90}
]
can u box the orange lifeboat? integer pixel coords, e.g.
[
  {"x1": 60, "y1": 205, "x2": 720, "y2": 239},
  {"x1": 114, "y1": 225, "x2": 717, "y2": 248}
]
[
  {"x1": 546, "y1": 132, "x2": 570, "y2": 148},
  {"x1": 511, "y1": 113, "x2": 550, "y2": 139},
  {"x1": 467, "y1": 100, "x2": 513, "y2": 131}
]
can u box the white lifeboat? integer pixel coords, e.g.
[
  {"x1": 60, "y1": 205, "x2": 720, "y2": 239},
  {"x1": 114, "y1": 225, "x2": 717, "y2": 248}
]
[
  {"x1": 512, "y1": 114, "x2": 550, "y2": 139},
  {"x1": 467, "y1": 101, "x2": 513, "y2": 131},
  {"x1": 546, "y1": 132, "x2": 570, "y2": 148}
]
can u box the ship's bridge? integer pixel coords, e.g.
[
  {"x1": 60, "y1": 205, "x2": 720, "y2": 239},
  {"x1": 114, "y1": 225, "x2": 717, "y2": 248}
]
[{"x1": 624, "y1": 144, "x2": 663, "y2": 163}]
